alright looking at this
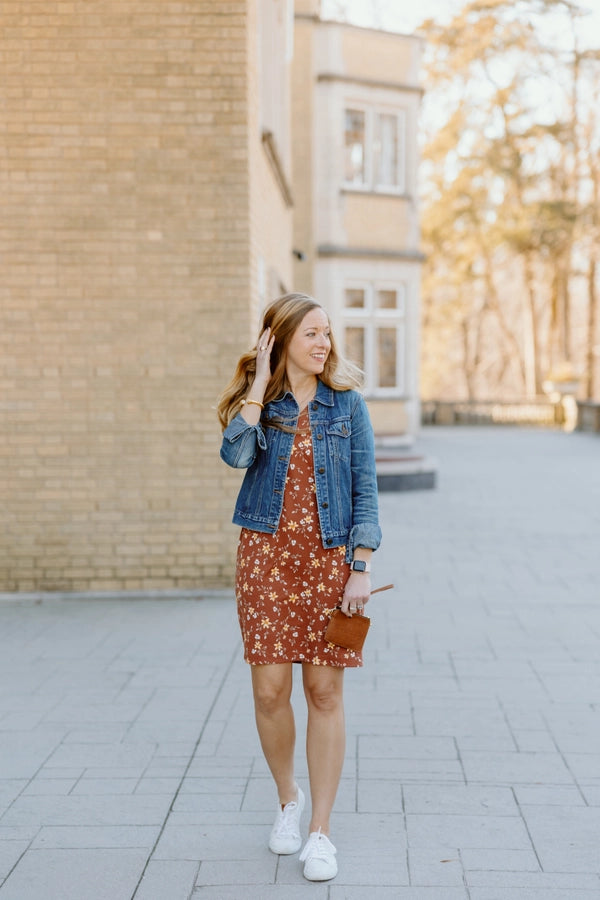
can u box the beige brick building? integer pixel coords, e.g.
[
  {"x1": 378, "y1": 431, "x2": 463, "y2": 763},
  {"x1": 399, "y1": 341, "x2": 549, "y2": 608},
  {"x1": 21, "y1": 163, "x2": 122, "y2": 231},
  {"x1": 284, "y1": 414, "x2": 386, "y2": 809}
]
[
  {"x1": 0, "y1": 1, "x2": 293, "y2": 592},
  {"x1": 0, "y1": 1, "x2": 420, "y2": 593}
]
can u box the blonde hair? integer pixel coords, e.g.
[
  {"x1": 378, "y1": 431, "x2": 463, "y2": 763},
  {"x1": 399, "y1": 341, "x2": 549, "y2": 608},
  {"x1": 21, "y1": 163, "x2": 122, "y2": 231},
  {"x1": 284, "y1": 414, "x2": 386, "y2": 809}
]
[{"x1": 217, "y1": 293, "x2": 363, "y2": 429}]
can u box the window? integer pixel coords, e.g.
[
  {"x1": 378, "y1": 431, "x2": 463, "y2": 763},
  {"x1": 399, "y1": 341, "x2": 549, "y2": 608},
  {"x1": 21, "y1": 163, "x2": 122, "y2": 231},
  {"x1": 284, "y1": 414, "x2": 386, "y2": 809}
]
[
  {"x1": 344, "y1": 109, "x2": 366, "y2": 185},
  {"x1": 343, "y1": 284, "x2": 406, "y2": 395},
  {"x1": 345, "y1": 287, "x2": 366, "y2": 309},
  {"x1": 343, "y1": 107, "x2": 406, "y2": 193}
]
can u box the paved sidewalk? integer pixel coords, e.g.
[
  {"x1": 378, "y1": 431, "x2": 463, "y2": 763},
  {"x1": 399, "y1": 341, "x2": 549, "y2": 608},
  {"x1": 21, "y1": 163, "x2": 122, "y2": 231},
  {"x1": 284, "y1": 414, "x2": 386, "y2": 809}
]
[{"x1": 1, "y1": 426, "x2": 600, "y2": 899}]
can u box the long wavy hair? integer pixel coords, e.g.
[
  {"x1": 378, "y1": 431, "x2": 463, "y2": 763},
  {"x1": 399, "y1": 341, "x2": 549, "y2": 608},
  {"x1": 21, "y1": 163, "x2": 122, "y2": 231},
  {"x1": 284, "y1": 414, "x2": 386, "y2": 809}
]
[{"x1": 217, "y1": 293, "x2": 363, "y2": 429}]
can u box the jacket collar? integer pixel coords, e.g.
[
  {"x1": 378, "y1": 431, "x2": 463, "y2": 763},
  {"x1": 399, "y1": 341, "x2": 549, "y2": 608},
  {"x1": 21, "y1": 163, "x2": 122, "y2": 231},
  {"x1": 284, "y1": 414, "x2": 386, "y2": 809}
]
[
  {"x1": 272, "y1": 379, "x2": 334, "y2": 409},
  {"x1": 314, "y1": 380, "x2": 334, "y2": 406}
]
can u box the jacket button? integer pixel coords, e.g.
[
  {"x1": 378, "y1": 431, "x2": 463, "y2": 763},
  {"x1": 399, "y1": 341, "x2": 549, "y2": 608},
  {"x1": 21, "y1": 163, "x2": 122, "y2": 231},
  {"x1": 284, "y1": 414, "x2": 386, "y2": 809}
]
[
  {"x1": 326, "y1": 538, "x2": 333, "y2": 545},
  {"x1": 316, "y1": 433, "x2": 323, "y2": 440},
  {"x1": 312, "y1": 403, "x2": 318, "y2": 410},
  {"x1": 322, "y1": 501, "x2": 328, "y2": 509},
  {"x1": 318, "y1": 467, "x2": 325, "y2": 474}
]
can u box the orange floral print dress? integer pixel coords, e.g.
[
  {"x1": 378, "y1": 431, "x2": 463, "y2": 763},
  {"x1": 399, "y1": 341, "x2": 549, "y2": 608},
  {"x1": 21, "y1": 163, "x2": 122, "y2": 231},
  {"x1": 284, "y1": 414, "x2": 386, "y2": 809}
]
[{"x1": 235, "y1": 409, "x2": 362, "y2": 667}]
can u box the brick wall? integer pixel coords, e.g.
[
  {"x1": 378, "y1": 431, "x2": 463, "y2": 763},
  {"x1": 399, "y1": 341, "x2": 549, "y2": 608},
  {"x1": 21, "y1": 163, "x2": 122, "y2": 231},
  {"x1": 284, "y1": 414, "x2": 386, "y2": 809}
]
[{"x1": 0, "y1": 1, "x2": 275, "y2": 591}]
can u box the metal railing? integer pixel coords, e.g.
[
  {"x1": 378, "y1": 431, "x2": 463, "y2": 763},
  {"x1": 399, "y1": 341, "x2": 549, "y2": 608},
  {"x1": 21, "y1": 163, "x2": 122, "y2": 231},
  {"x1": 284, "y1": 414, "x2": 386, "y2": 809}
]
[{"x1": 422, "y1": 400, "x2": 563, "y2": 427}]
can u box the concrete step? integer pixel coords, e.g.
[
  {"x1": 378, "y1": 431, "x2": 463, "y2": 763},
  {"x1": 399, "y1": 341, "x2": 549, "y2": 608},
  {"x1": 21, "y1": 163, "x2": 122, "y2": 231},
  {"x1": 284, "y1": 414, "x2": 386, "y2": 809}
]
[{"x1": 376, "y1": 453, "x2": 437, "y2": 492}]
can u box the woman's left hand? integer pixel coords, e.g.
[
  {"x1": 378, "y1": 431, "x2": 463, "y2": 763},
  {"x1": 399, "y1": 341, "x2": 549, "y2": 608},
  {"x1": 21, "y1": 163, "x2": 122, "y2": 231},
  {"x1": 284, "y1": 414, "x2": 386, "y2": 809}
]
[{"x1": 340, "y1": 573, "x2": 371, "y2": 617}]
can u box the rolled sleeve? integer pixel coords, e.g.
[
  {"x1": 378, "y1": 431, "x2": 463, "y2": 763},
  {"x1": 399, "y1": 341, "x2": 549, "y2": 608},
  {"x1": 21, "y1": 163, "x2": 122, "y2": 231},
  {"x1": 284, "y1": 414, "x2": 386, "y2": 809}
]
[
  {"x1": 345, "y1": 394, "x2": 382, "y2": 561},
  {"x1": 220, "y1": 413, "x2": 267, "y2": 469},
  {"x1": 346, "y1": 522, "x2": 382, "y2": 562}
]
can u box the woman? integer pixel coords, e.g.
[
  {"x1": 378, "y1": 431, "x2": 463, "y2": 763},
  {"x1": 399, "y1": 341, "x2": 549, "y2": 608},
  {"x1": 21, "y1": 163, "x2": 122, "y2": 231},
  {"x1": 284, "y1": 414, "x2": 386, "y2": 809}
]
[{"x1": 218, "y1": 293, "x2": 381, "y2": 881}]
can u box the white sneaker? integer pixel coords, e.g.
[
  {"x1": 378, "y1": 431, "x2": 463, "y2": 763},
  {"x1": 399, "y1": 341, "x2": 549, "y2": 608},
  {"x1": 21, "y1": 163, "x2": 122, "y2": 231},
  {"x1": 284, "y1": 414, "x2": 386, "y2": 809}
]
[
  {"x1": 299, "y1": 828, "x2": 338, "y2": 881},
  {"x1": 268, "y1": 786, "x2": 305, "y2": 855}
]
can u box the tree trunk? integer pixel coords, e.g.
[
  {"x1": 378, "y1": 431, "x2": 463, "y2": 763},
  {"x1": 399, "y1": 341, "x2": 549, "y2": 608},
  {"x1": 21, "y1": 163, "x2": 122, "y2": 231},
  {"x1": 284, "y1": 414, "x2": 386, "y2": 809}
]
[
  {"x1": 522, "y1": 253, "x2": 542, "y2": 396},
  {"x1": 482, "y1": 250, "x2": 527, "y2": 389},
  {"x1": 586, "y1": 257, "x2": 598, "y2": 399},
  {"x1": 461, "y1": 319, "x2": 475, "y2": 400}
]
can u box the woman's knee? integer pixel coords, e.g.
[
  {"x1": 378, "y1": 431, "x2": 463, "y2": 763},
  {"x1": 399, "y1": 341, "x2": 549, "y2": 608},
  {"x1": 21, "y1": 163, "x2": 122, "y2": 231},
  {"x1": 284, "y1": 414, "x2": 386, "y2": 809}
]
[
  {"x1": 304, "y1": 673, "x2": 344, "y2": 713},
  {"x1": 252, "y1": 667, "x2": 292, "y2": 716}
]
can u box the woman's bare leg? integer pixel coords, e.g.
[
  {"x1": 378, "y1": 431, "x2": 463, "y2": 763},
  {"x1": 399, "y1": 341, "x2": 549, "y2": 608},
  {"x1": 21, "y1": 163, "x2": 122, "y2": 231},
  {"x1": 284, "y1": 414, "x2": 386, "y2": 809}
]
[
  {"x1": 251, "y1": 663, "x2": 297, "y2": 805},
  {"x1": 302, "y1": 664, "x2": 345, "y2": 834}
]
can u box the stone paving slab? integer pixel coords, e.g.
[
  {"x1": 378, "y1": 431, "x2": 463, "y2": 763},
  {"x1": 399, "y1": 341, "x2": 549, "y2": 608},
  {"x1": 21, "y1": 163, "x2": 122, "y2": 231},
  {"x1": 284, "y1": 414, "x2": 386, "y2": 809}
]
[
  {"x1": 1, "y1": 426, "x2": 600, "y2": 898},
  {"x1": 0, "y1": 848, "x2": 149, "y2": 900}
]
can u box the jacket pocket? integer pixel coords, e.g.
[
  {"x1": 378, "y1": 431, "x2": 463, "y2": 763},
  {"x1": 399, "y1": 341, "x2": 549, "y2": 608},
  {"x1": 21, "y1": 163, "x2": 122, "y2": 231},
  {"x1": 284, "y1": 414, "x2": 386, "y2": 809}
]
[{"x1": 326, "y1": 417, "x2": 352, "y2": 461}]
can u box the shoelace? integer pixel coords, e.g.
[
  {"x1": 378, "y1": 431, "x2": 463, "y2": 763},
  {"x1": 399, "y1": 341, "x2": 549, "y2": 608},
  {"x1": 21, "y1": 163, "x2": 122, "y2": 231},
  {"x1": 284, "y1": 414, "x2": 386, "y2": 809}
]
[
  {"x1": 274, "y1": 800, "x2": 300, "y2": 837},
  {"x1": 299, "y1": 828, "x2": 335, "y2": 861}
]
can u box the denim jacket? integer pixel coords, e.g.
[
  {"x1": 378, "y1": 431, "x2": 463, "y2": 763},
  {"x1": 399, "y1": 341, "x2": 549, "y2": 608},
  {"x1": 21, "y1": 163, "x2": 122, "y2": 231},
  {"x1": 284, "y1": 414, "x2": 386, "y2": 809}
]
[{"x1": 220, "y1": 381, "x2": 381, "y2": 561}]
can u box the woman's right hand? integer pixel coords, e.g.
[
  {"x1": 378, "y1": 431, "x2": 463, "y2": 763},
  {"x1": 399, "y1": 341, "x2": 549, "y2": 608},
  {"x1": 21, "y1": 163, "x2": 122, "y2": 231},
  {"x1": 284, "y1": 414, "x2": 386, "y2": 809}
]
[{"x1": 255, "y1": 327, "x2": 275, "y2": 387}]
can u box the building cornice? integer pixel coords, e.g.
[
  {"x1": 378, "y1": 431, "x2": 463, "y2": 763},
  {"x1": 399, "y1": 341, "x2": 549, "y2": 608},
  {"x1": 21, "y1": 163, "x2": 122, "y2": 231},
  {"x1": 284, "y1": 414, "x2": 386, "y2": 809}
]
[
  {"x1": 261, "y1": 130, "x2": 294, "y2": 208},
  {"x1": 297, "y1": 14, "x2": 424, "y2": 45},
  {"x1": 317, "y1": 73, "x2": 423, "y2": 96},
  {"x1": 318, "y1": 244, "x2": 425, "y2": 262},
  {"x1": 294, "y1": 13, "x2": 320, "y2": 23},
  {"x1": 341, "y1": 187, "x2": 413, "y2": 201}
]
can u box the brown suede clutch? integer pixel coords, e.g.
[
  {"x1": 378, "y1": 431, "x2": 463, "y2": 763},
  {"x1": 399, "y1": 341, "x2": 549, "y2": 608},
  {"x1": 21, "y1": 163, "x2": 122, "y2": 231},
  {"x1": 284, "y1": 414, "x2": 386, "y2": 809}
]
[
  {"x1": 324, "y1": 584, "x2": 394, "y2": 651},
  {"x1": 325, "y1": 608, "x2": 370, "y2": 651}
]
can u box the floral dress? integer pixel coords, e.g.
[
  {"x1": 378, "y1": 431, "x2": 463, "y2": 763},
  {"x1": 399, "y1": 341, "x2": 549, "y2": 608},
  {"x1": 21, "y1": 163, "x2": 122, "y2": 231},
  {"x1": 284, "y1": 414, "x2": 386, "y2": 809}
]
[{"x1": 235, "y1": 409, "x2": 362, "y2": 667}]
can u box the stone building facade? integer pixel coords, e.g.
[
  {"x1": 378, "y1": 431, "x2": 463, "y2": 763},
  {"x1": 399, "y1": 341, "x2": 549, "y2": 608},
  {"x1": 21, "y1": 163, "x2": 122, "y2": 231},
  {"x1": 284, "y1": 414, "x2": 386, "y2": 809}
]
[
  {"x1": 293, "y1": 1, "x2": 422, "y2": 437},
  {"x1": 0, "y1": 0, "x2": 419, "y2": 593}
]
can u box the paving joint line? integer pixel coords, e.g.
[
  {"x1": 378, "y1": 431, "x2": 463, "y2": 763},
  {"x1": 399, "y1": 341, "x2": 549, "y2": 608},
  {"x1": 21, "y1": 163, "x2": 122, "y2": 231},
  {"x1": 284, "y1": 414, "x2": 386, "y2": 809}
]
[
  {"x1": 497, "y1": 697, "x2": 523, "y2": 753},
  {"x1": 510, "y1": 785, "x2": 544, "y2": 873},
  {"x1": 130, "y1": 639, "x2": 242, "y2": 899},
  {"x1": 541, "y1": 711, "x2": 590, "y2": 807},
  {"x1": 0, "y1": 736, "x2": 64, "y2": 889}
]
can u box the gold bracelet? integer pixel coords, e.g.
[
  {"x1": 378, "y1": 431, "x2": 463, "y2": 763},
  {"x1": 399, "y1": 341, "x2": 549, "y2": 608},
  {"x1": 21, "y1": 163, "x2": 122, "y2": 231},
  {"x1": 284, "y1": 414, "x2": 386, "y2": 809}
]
[{"x1": 241, "y1": 398, "x2": 264, "y2": 410}]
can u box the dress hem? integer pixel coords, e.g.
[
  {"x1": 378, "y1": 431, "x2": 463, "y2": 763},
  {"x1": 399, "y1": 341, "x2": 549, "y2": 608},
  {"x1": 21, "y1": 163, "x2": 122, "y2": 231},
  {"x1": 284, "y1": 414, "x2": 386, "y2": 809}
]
[{"x1": 243, "y1": 656, "x2": 363, "y2": 669}]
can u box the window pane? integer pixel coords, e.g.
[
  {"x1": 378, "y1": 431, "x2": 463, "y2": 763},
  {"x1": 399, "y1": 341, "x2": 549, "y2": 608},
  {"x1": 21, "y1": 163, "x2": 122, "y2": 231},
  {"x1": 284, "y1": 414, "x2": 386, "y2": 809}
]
[
  {"x1": 345, "y1": 288, "x2": 365, "y2": 309},
  {"x1": 344, "y1": 109, "x2": 365, "y2": 184},
  {"x1": 376, "y1": 289, "x2": 397, "y2": 310},
  {"x1": 345, "y1": 326, "x2": 365, "y2": 370},
  {"x1": 377, "y1": 327, "x2": 397, "y2": 387},
  {"x1": 374, "y1": 113, "x2": 397, "y2": 187}
]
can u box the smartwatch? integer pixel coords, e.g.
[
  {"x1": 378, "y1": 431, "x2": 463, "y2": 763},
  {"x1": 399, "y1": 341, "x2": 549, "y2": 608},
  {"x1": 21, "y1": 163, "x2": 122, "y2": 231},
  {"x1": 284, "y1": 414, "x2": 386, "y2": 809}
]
[{"x1": 350, "y1": 559, "x2": 371, "y2": 573}]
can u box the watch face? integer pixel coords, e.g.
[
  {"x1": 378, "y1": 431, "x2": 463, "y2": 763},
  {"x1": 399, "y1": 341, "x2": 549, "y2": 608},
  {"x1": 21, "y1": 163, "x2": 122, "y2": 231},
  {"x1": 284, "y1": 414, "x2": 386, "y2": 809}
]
[{"x1": 352, "y1": 560, "x2": 367, "y2": 572}]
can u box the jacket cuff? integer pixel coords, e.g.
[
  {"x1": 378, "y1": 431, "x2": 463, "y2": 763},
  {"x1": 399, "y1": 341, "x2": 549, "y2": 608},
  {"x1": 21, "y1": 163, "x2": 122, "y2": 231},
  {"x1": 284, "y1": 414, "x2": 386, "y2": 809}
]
[
  {"x1": 346, "y1": 523, "x2": 382, "y2": 562},
  {"x1": 222, "y1": 412, "x2": 267, "y2": 450}
]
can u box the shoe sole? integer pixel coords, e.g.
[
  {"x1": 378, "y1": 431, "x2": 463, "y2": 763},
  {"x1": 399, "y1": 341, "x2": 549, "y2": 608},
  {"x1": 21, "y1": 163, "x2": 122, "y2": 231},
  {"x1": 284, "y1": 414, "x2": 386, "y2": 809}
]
[{"x1": 303, "y1": 862, "x2": 338, "y2": 881}]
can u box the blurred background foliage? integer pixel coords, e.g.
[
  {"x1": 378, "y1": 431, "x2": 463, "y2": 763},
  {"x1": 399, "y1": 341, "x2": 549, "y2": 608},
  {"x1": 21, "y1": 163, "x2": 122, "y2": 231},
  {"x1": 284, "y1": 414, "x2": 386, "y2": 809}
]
[
  {"x1": 324, "y1": 0, "x2": 600, "y2": 402},
  {"x1": 419, "y1": 0, "x2": 600, "y2": 401}
]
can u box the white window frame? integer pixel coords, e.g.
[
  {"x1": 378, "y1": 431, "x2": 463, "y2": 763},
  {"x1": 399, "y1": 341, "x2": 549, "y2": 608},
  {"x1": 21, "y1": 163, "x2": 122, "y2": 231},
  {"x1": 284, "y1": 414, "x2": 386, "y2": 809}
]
[
  {"x1": 343, "y1": 105, "x2": 407, "y2": 195},
  {"x1": 342, "y1": 282, "x2": 407, "y2": 397}
]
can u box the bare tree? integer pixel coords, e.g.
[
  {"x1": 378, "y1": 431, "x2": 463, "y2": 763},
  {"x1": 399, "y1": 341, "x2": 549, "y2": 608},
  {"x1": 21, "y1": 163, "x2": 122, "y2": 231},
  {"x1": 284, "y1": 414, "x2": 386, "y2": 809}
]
[{"x1": 420, "y1": 0, "x2": 600, "y2": 401}]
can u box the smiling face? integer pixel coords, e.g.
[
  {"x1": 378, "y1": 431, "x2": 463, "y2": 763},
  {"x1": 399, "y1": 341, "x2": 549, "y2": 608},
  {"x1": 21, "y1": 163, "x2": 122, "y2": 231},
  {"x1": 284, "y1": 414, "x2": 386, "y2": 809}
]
[{"x1": 285, "y1": 307, "x2": 331, "y2": 383}]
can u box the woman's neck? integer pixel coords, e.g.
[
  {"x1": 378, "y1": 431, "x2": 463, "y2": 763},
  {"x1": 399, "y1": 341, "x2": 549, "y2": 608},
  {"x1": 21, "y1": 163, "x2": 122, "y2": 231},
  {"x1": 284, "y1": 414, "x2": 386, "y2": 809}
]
[{"x1": 288, "y1": 375, "x2": 317, "y2": 409}]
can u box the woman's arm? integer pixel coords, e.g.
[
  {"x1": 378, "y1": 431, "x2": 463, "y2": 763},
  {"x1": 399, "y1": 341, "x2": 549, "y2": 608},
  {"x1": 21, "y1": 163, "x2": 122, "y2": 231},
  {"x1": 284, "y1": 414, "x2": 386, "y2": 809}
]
[
  {"x1": 220, "y1": 327, "x2": 274, "y2": 469},
  {"x1": 339, "y1": 395, "x2": 381, "y2": 616},
  {"x1": 346, "y1": 394, "x2": 382, "y2": 558},
  {"x1": 340, "y1": 546, "x2": 373, "y2": 616},
  {"x1": 220, "y1": 413, "x2": 266, "y2": 468}
]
